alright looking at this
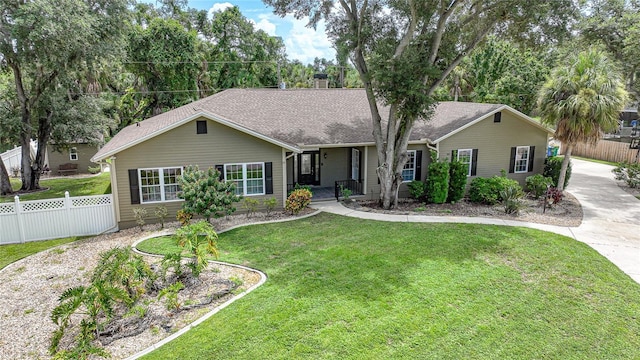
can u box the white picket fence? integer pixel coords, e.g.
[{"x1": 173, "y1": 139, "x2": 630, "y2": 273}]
[{"x1": 0, "y1": 193, "x2": 117, "y2": 245}]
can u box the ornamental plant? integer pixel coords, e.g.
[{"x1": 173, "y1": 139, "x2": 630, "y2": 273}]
[
  {"x1": 175, "y1": 220, "x2": 219, "y2": 277},
  {"x1": 612, "y1": 162, "x2": 640, "y2": 188},
  {"x1": 525, "y1": 174, "x2": 553, "y2": 199},
  {"x1": 408, "y1": 180, "x2": 426, "y2": 200},
  {"x1": 178, "y1": 165, "x2": 242, "y2": 221},
  {"x1": 543, "y1": 156, "x2": 572, "y2": 189},
  {"x1": 469, "y1": 175, "x2": 522, "y2": 205},
  {"x1": 448, "y1": 160, "x2": 468, "y2": 203},
  {"x1": 426, "y1": 161, "x2": 450, "y2": 204},
  {"x1": 285, "y1": 188, "x2": 312, "y2": 214}
]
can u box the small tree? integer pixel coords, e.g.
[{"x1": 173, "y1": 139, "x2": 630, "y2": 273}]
[
  {"x1": 178, "y1": 165, "x2": 242, "y2": 221},
  {"x1": 175, "y1": 220, "x2": 219, "y2": 277}
]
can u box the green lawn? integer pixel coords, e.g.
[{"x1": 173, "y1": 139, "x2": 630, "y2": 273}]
[
  {"x1": 137, "y1": 213, "x2": 640, "y2": 359},
  {"x1": 0, "y1": 237, "x2": 81, "y2": 270},
  {"x1": 572, "y1": 156, "x2": 618, "y2": 167},
  {"x1": 1, "y1": 172, "x2": 111, "y2": 202}
]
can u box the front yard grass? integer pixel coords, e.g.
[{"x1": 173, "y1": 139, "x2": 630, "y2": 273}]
[
  {"x1": 137, "y1": 213, "x2": 640, "y2": 359},
  {"x1": 1, "y1": 172, "x2": 111, "y2": 202},
  {"x1": 0, "y1": 237, "x2": 80, "y2": 270}
]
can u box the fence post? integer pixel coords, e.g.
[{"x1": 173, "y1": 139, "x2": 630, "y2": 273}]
[
  {"x1": 15, "y1": 195, "x2": 25, "y2": 243},
  {"x1": 64, "y1": 191, "x2": 73, "y2": 237}
]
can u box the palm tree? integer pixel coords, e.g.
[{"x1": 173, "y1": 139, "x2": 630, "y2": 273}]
[{"x1": 537, "y1": 48, "x2": 628, "y2": 191}]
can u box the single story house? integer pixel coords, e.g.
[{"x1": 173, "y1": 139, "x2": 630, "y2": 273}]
[{"x1": 92, "y1": 88, "x2": 552, "y2": 228}]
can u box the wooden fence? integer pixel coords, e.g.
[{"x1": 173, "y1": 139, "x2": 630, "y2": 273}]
[
  {"x1": 0, "y1": 193, "x2": 117, "y2": 245},
  {"x1": 567, "y1": 140, "x2": 640, "y2": 163}
]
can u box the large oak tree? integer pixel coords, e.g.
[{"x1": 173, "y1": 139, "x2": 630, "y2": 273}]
[
  {"x1": 266, "y1": 0, "x2": 578, "y2": 209},
  {"x1": 0, "y1": 0, "x2": 129, "y2": 191}
]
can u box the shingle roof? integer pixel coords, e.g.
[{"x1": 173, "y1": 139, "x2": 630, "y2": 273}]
[{"x1": 93, "y1": 89, "x2": 520, "y2": 161}]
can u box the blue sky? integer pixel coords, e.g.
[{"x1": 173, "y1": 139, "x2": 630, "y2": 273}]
[{"x1": 185, "y1": 0, "x2": 336, "y2": 64}]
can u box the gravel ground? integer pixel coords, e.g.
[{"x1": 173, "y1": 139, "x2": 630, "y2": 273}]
[
  {"x1": 345, "y1": 192, "x2": 583, "y2": 227},
  {"x1": 0, "y1": 211, "x2": 310, "y2": 360}
]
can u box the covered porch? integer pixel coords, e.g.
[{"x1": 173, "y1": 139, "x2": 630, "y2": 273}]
[{"x1": 286, "y1": 147, "x2": 367, "y2": 201}]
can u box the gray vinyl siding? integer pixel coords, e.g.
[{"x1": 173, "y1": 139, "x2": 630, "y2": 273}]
[
  {"x1": 437, "y1": 111, "x2": 549, "y2": 185},
  {"x1": 114, "y1": 118, "x2": 284, "y2": 228},
  {"x1": 364, "y1": 144, "x2": 430, "y2": 200},
  {"x1": 47, "y1": 143, "x2": 100, "y2": 174},
  {"x1": 320, "y1": 147, "x2": 350, "y2": 186}
]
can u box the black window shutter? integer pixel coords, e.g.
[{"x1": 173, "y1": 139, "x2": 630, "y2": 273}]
[
  {"x1": 415, "y1": 150, "x2": 422, "y2": 181},
  {"x1": 471, "y1": 149, "x2": 478, "y2": 176},
  {"x1": 215, "y1": 165, "x2": 224, "y2": 180},
  {"x1": 509, "y1": 147, "x2": 516, "y2": 173},
  {"x1": 348, "y1": 148, "x2": 353, "y2": 180},
  {"x1": 528, "y1": 146, "x2": 535, "y2": 172},
  {"x1": 265, "y1": 162, "x2": 273, "y2": 194},
  {"x1": 451, "y1": 149, "x2": 456, "y2": 162},
  {"x1": 128, "y1": 169, "x2": 140, "y2": 204}
]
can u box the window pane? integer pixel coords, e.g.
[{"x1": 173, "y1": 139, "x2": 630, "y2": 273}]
[
  {"x1": 457, "y1": 149, "x2": 472, "y2": 176},
  {"x1": 246, "y1": 179, "x2": 264, "y2": 195},
  {"x1": 402, "y1": 151, "x2": 416, "y2": 181},
  {"x1": 515, "y1": 147, "x2": 529, "y2": 173},
  {"x1": 226, "y1": 165, "x2": 243, "y2": 181}
]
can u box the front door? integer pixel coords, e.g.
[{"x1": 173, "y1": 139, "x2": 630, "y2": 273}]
[{"x1": 298, "y1": 151, "x2": 320, "y2": 185}]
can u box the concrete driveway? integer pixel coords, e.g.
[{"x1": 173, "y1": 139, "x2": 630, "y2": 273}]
[{"x1": 569, "y1": 159, "x2": 640, "y2": 283}]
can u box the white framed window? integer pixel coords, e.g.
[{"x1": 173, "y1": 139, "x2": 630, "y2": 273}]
[
  {"x1": 69, "y1": 147, "x2": 78, "y2": 161},
  {"x1": 225, "y1": 162, "x2": 265, "y2": 196},
  {"x1": 401, "y1": 150, "x2": 416, "y2": 182},
  {"x1": 457, "y1": 149, "x2": 473, "y2": 176},
  {"x1": 139, "y1": 167, "x2": 183, "y2": 203},
  {"x1": 514, "y1": 146, "x2": 530, "y2": 173}
]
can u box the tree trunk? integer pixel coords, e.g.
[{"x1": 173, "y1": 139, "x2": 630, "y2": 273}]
[
  {"x1": 19, "y1": 129, "x2": 33, "y2": 191},
  {"x1": 0, "y1": 160, "x2": 13, "y2": 195},
  {"x1": 557, "y1": 144, "x2": 572, "y2": 192}
]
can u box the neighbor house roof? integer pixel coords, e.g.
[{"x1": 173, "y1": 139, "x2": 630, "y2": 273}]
[{"x1": 93, "y1": 89, "x2": 549, "y2": 161}]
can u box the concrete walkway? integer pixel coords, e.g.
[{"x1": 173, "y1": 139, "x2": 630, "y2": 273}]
[{"x1": 312, "y1": 159, "x2": 640, "y2": 283}]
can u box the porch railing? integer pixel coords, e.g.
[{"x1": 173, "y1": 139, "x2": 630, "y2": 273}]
[{"x1": 335, "y1": 180, "x2": 362, "y2": 201}]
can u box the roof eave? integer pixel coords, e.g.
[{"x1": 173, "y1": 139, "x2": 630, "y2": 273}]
[
  {"x1": 431, "y1": 105, "x2": 552, "y2": 144},
  {"x1": 91, "y1": 111, "x2": 302, "y2": 162}
]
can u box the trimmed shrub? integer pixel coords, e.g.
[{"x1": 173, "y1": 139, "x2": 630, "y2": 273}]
[
  {"x1": 132, "y1": 207, "x2": 148, "y2": 231},
  {"x1": 408, "y1": 180, "x2": 426, "y2": 200},
  {"x1": 543, "y1": 156, "x2": 571, "y2": 189},
  {"x1": 426, "y1": 161, "x2": 450, "y2": 204},
  {"x1": 525, "y1": 174, "x2": 553, "y2": 199},
  {"x1": 176, "y1": 209, "x2": 192, "y2": 226},
  {"x1": 469, "y1": 175, "x2": 522, "y2": 205},
  {"x1": 448, "y1": 160, "x2": 468, "y2": 203},
  {"x1": 242, "y1": 198, "x2": 260, "y2": 218},
  {"x1": 155, "y1": 206, "x2": 168, "y2": 229},
  {"x1": 263, "y1": 197, "x2": 278, "y2": 215},
  {"x1": 613, "y1": 162, "x2": 640, "y2": 188},
  {"x1": 285, "y1": 188, "x2": 312, "y2": 214}
]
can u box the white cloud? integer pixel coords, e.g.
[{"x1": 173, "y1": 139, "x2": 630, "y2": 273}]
[
  {"x1": 282, "y1": 15, "x2": 335, "y2": 64},
  {"x1": 208, "y1": 2, "x2": 234, "y2": 19},
  {"x1": 250, "y1": 14, "x2": 276, "y2": 36}
]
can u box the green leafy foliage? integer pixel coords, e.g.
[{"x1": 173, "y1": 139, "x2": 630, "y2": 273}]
[
  {"x1": 285, "y1": 188, "x2": 312, "y2": 214},
  {"x1": 91, "y1": 247, "x2": 154, "y2": 302},
  {"x1": 408, "y1": 180, "x2": 426, "y2": 200},
  {"x1": 613, "y1": 162, "x2": 640, "y2": 188},
  {"x1": 178, "y1": 165, "x2": 242, "y2": 221},
  {"x1": 543, "y1": 156, "x2": 572, "y2": 189},
  {"x1": 448, "y1": 160, "x2": 468, "y2": 203},
  {"x1": 525, "y1": 174, "x2": 553, "y2": 199},
  {"x1": 339, "y1": 185, "x2": 352, "y2": 200},
  {"x1": 426, "y1": 161, "x2": 450, "y2": 204},
  {"x1": 500, "y1": 184, "x2": 525, "y2": 214},
  {"x1": 263, "y1": 197, "x2": 278, "y2": 216},
  {"x1": 175, "y1": 220, "x2": 219, "y2": 277},
  {"x1": 469, "y1": 176, "x2": 522, "y2": 205},
  {"x1": 158, "y1": 282, "x2": 184, "y2": 311}
]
